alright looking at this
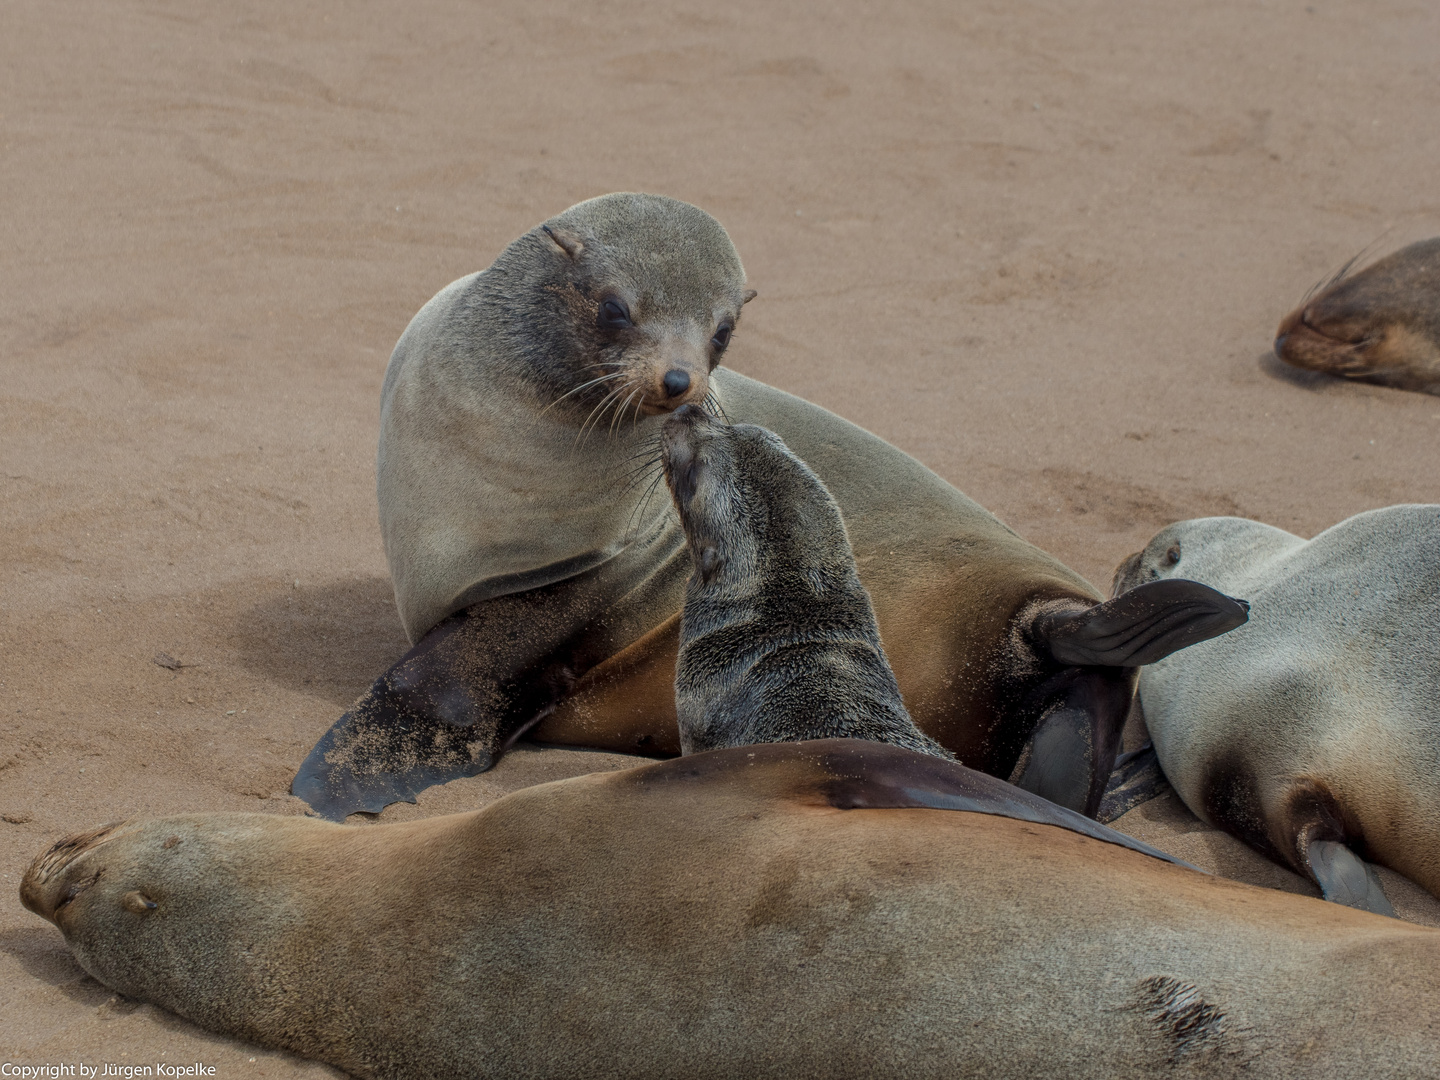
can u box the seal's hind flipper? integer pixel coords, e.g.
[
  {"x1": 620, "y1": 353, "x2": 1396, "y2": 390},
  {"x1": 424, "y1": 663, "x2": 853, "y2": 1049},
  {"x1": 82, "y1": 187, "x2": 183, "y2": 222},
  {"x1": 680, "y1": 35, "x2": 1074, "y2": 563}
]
[
  {"x1": 1096, "y1": 743, "x2": 1170, "y2": 824},
  {"x1": 1306, "y1": 839, "x2": 1396, "y2": 917},
  {"x1": 1007, "y1": 670, "x2": 1132, "y2": 818},
  {"x1": 1037, "y1": 579, "x2": 1250, "y2": 668},
  {"x1": 637, "y1": 739, "x2": 1199, "y2": 870}
]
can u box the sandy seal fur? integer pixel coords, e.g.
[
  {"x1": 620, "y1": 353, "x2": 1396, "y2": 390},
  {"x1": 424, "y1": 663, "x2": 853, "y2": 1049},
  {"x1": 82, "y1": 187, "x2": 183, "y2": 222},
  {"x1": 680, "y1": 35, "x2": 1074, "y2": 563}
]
[{"x1": 26, "y1": 740, "x2": 1440, "y2": 1079}]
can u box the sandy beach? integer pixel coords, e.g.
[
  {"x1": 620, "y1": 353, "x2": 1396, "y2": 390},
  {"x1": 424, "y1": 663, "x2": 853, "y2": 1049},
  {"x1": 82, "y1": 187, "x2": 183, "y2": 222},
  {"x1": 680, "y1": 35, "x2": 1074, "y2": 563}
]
[{"x1": 3, "y1": 0, "x2": 1439, "y2": 1072}]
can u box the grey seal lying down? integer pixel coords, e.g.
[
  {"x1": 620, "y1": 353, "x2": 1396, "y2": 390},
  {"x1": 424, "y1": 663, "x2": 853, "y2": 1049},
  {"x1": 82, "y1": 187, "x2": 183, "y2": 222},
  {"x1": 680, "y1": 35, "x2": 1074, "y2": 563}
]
[{"x1": 1115, "y1": 504, "x2": 1440, "y2": 914}]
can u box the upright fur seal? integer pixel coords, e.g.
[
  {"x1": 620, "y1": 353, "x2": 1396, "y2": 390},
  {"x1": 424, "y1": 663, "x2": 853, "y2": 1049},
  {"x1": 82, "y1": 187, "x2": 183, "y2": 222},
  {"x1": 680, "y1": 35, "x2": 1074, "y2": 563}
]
[
  {"x1": 293, "y1": 192, "x2": 1248, "y2": 821},
  {"x1": 1274, "y1": 237, "x2": 1440, "y2": 394},
  {"x1": 1114, "y1": 505, "x2": 1440, "y2": 913},
  {"x1": 661, "y1": 405, "x2": 951, "y2": 759},
  {"x1": 26, "y1": 740, "x2": 1440, "y2": 1079}
]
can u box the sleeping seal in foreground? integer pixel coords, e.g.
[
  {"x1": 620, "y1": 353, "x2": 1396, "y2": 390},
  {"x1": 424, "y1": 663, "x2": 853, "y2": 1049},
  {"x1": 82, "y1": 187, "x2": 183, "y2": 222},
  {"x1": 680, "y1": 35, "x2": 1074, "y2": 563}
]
[
  {"x1": 25, "y1": 740, "x2": 1440, "y2": 1079},
  {"x1": 662, "y1": 405, "x2": 951, "y2": 760},
  {"x1": 1114, "y1": 505, "x2": 1440, "y2": 913},
  {"x1": 1274, "y1": 237, "x2": 1440, "y2": 394},
  {"x1": 294, "y1": 192, "x2": 1248, "y2": 821}
]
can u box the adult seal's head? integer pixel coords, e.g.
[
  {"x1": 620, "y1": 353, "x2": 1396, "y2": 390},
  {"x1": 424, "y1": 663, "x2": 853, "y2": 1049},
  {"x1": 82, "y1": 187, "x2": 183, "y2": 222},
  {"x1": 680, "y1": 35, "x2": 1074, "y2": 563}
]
[
  {"x1": 1274, "y1": 237, "x2": 1440, "y2": 395},
  {"x1": 507, "y1": 193, "x2": 756, "y2": 423},
  {"x1": 379, "y1": 193, "x2": 757, "y2": 644},
  {"x1": 661, "y1": 406, "x2": 952, "y2": 761}
]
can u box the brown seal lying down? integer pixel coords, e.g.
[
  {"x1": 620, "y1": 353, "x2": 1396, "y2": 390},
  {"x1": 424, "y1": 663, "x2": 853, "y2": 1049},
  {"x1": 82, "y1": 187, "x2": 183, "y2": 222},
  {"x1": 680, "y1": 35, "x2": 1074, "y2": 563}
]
[
  {"x1": 1274, "y1": 236, "x2": 1440, "y2": 394},
  {"x1": 293, "y1": 192, "x2": 1248, "y2": 822},
  {"x1": 24, "y1": 740, "x2": 1440, "y2": 1079},
  {"x1": 661, "y1": 405, "x2": 952, "y2": 760}
]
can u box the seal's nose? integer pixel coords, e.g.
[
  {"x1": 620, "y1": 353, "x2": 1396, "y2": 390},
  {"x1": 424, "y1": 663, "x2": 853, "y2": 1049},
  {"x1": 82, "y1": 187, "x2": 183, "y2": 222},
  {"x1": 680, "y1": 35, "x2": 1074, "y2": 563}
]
[
  {"x1": 1273, "y1": 333, "x2": 1289, "y2": 358},
  {"x1": 663, "y1": 369, "x2": 691, "y2": 398}
]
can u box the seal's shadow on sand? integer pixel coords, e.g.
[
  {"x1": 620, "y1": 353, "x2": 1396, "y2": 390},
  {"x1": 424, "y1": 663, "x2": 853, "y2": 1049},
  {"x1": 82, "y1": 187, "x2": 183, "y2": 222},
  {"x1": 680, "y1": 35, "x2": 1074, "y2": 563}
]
[
  {"x1": 232, "y1": 576, "x2": 410, "y2": 707},
  {"x1": 1257, "y1": 349, "x2": 1343, "y2": 390},
  {"x1": 0, "y1": 926, "x2": 111, "y2": 1006}
]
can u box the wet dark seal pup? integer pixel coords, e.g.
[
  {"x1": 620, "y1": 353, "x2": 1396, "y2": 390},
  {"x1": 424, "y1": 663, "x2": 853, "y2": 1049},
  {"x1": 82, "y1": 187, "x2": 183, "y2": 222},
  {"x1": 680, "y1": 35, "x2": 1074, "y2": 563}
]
[
  {"x1": 1274, "y1": 236, "x2": 1440, "y2": 394},
  {"x1": 26, "y1": 741, "x2": 1440, "y2": 1079},
  {"x1": 294, "y1": 193, "x2": 1248, "y2": 822},
  {"x1": 1114, "y1": 506, "x2": 1440, "y2": 915},
  {"x1": 662, "y1": 406, "x2": 951, "y2": 759}
]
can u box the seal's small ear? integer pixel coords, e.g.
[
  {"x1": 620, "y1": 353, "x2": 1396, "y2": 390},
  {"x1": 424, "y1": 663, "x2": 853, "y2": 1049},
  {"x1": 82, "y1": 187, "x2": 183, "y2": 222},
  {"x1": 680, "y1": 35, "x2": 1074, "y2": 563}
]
[
  {"x1": 542, "y1": 225, "x2": 585, "y2": 261},
  {"x1": 698, "y1": 545, "x2": 724, "y2": 582},
  {"x1": 741, "y1": 289, "x2": 758, "y2": 304},
  {"x1": 1034, "y1": 579, "x2": 1250, "y2": 668}
]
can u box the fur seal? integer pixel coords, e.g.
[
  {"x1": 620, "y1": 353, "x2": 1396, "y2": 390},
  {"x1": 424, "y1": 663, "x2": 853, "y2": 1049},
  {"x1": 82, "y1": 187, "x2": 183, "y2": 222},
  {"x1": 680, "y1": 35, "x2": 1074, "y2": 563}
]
[
  {"x1": 1274, "y1": 237, "x2": 1440, "y2": 394},
  {"x1": 1113, "y1": 505, "x2": 1440, "y2": 914},
  {"x1": 27, "y1": 740, "x2": 1440, "y2": 1079},
  {"x1": 662, "y1": 405, "x2": 951, "y2": 759},
  {"x1": 293, "y1": 192, "x2": 1248, "y2": 821}
]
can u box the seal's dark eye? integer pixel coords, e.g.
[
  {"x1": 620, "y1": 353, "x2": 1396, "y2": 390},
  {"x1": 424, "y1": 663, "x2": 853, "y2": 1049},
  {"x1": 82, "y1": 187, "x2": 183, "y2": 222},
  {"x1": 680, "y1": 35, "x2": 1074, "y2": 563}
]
[
  {"x1": 1164, "y1": 544, "x2": 1181, "y2": 567},
  {"x1": 598, "y1": 298, "x2": 632, "y2": 330},
  {"x1": 711, "y1": 323, "x2": 733, "y2": 351}
]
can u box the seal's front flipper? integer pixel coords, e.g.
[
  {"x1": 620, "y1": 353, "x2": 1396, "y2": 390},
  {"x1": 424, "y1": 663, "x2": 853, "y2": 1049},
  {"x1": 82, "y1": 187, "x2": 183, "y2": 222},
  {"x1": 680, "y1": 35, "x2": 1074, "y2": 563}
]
[
  {"x1": 291, "y1": 604, "x2": 574, "y2": 821},
  {"x1": 1009, "y1": 671, "x2": 1131, "y2": 817},
  {"x1": 291, "y1": 694, "x2": 496, "y2": 822},
  {"x1": 1306, "y1": 839, "x2": 1396, "y2": 917},
  {"x1": 1096, "y1": 743, "x2": 1170, "y2": 824},
  {"x1": 1037, "y1": 579, "x2": 1250, "y2": 668}
]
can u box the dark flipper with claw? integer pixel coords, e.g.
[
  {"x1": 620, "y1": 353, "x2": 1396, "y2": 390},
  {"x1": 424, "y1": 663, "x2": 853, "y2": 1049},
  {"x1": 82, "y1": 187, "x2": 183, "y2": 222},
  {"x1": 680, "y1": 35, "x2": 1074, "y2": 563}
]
[
  {"x1": 1037, "y1": 579, "x2": 1250, "y2": 669},
  {"x1": 291, "y1": 606, "x2": 572, "y2": 821},
  {"x1": 1014, "y1": 580, "x2": 1248, "y2": 818}
]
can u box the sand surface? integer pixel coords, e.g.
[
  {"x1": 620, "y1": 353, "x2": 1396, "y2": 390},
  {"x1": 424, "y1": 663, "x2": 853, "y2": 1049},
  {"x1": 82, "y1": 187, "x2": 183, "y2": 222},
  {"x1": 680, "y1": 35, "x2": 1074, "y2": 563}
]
[{"x1": 4, "y1": 0, "x2": 1439, "y2": 1072}]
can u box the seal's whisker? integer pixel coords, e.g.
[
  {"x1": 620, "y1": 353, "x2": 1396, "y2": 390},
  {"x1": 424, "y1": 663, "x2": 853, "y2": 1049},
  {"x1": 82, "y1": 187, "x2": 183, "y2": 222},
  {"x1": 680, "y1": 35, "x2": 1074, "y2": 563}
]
[
  {"x1": 1303, "y1": 232, "x2": 1395, "y2": 303},
  {"x1": 542, "y1": 372, "x2": 629, "y2": 415},
  {"x1": 577, "y1": 381, "x2": 634, "y2": 445},
  {"x1": 623, "y1": 460, "x2": 665, "y2": 492},
  {"x1": 596, "y1": 383, "x2": 639, "y2": 442},
  {"x1": 702, "y1": 391, "x2": 732, "y2": 425},
  {"x1": 628, "y1": 387, "x2": 650, "y2": 432},
  {"x1": 610, "y1": 386, "x2": 644, "y2": 439},
  {"x1": 620, "y1": 437, "x2": 664, "y2": 465},
  {"x1": 627, "y1": 467, "x2": 671, "y2": 538},
  {"x1": 621, "y1": 453, "x2": 670, "y2": 537}
]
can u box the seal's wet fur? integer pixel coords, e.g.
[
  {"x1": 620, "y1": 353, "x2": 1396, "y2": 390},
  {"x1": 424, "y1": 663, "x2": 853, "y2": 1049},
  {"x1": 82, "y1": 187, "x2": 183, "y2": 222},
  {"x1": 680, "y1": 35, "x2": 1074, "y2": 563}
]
[{"x1": 662, "y1": 407, "x2": 951, "y2": 759}]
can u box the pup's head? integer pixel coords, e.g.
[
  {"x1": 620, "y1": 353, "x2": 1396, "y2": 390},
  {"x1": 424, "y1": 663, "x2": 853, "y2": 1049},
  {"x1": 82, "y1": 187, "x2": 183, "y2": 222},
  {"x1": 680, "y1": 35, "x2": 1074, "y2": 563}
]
[{"x1": 660, "y1": 407, "x2": 853, "y2": 598}]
